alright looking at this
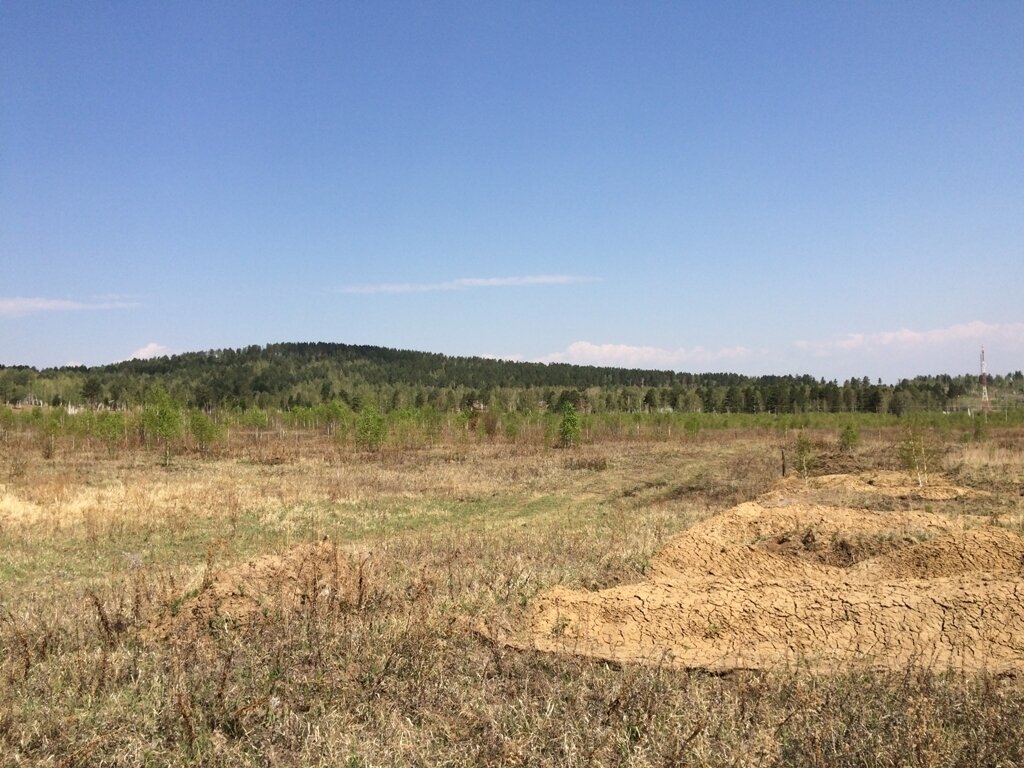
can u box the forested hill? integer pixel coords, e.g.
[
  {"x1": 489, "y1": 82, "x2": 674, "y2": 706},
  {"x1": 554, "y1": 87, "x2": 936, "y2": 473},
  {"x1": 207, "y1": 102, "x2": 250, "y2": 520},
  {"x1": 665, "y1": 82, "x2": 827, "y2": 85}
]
[
  {"x1": 105, "y1": 342, "x2": 685, "y2": 390},
  {"x1": 1, "y1": 341, "x2": 1021, "y2": 415}
]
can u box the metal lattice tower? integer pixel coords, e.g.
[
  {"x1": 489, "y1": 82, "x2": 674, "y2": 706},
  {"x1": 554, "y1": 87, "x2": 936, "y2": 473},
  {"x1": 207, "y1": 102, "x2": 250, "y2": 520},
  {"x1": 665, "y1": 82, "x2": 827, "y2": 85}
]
[{"x1": 980, "y1": 346, "x2": 991, "y2": 412}]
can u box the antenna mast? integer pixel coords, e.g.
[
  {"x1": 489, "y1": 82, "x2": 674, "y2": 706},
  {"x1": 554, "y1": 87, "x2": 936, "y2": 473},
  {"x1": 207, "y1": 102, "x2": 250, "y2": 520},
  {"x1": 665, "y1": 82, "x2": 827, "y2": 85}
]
[{"x1": 980, "y1": 346, "x2": 990, "y2": 412}]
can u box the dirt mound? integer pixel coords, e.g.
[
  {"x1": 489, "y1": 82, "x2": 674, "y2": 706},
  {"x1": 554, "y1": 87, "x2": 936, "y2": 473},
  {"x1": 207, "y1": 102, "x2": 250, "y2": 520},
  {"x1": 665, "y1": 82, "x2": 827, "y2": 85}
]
[
  {"x1": 854, "y1": 528, "x2": 1024, "y2": 579},
  {"x1": 519, "y1": 576, "x2": 1024, "y2": 674},
  {"x1": 760, "y1": 471, "x2": 988, "y2": 504},
  {"x1": 757, "y1": 525, "x2": 932, "y2": 568},
  {"x1": 647, "y1": 502, "x2": 953, "y2": 580},
  {"x1": 505, "y1": 473, "x2": 1024, "y2": 674},
  {"x1": 149, "y1": 540, "x2": 373, "y2": 643}
]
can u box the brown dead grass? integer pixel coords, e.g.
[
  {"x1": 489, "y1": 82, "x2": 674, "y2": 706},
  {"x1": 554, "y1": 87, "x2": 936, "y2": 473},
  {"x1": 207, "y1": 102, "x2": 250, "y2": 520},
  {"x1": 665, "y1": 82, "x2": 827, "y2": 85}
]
[
  {"x1": 2, "y1": 428, "x2": 1024, "y2": 766},
  {"x1": 145, "y1": 540, "x2": 377, "y2": 647}
]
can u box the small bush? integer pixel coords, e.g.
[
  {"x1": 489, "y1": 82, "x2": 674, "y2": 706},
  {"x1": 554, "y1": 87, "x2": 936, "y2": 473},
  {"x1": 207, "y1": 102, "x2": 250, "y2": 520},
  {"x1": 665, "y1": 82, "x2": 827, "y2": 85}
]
[
  {"x1": 972, "y1": 416, "x2": 988, "y2": 442},
  {"x1": 143, "y1": 386, "x2": 182, "y2": 465},
  {"x1": 795, "y1": 432, "x2": 815, "y2": 476},
  {"x1": 897, "y1": 429, "x2": 943, "y2": 487},
  {"x1": 558, "y1": 404, "x2": 582, "y2": 449},
  {"x1": 355, "y1": 405, "x2": 386, "y2": 451},
  {"x1": 189, "y1": 411, "x2": 223, "y2": 455},
  {"x1": 838, "y1": 424, "x2": 860, "y2": 453}
]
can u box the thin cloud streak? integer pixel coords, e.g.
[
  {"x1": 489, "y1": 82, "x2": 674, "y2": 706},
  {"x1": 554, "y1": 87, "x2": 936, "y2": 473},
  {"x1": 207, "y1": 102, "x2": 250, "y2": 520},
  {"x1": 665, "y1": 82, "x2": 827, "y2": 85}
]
[
  {"x1": 337, "y1": 275, "x2": 598, "y2": 295},
  {"x1": 0, "y1": 296, "x2": 140, "y2": 318},
  {"x1": 538, "y1": 341, "x2": 754, "y2": 369},
  {"x1": 794, "y1": 321, "x2": 1024, "y2": 356}
]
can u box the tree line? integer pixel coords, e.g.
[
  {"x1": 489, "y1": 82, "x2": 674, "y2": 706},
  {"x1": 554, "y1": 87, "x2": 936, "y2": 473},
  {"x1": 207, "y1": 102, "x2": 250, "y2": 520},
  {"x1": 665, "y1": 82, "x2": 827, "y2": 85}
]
[{"x1": 1, "y1": 341, "x2": 1021, "y2": 416}]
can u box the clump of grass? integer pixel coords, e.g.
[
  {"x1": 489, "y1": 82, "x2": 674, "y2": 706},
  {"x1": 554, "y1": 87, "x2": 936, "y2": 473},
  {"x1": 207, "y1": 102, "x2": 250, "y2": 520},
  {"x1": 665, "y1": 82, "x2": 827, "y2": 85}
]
[{"x1": 563, "y1": 454, "x2": 609, "y2": 472}]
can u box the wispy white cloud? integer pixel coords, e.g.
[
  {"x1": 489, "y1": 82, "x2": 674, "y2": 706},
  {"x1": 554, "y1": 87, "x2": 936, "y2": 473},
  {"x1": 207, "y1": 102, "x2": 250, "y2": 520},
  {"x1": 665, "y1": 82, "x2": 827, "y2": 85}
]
[
  {"x1": 130, "y1": 342, "x2": 172, "y2": 360},
  {"x1": 537, "y1": 341, "x2": 754, "y2": 369},
  {"x1": 0, "y1": 296, "x2": 139, "y2": 318},
  {"x1": 794, "y1": 320, "x2": 1024, "y2": 356},
  {"x1": 337, "y1": 275, "x2": 598, "y2": 295}
]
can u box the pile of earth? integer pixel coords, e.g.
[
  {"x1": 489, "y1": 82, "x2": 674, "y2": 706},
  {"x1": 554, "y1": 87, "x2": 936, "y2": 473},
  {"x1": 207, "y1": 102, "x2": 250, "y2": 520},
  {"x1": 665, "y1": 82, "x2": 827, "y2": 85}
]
[
  {"x1": 148, "y1": 540, "x2": 374, "y2": 644},
  {"x1": 500, "y1": 473, "x2": 1024, "y2": 674}
]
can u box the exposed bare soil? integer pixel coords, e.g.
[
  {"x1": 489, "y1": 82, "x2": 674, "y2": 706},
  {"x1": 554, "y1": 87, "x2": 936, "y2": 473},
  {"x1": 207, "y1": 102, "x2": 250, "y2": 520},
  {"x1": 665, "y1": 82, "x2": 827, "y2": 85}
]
[{"x1": 503, "y1": 472, "x2": 1024, "y2": 674}]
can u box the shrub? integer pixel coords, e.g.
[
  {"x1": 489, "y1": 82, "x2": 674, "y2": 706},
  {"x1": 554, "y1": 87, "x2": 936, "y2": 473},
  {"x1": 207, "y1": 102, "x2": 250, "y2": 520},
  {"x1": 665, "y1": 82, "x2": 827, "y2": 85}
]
[
  {"x1": 897, "y1": 429, "x2": 941, "y2": 487},
  {"x1": 95, "y1": 411, "x2": 126, "y2": 457},
  {"x1": 142, "y1": 386, "x2": 182, "y2": 465},
  {"x1": 795, "y1": 432, "x2": 814, "y2": 476},
  {"x1": 189, "y1": 410, "x2": 222, "y2": 455},
  {"x1": 972, "y1": 416, "x2": 988, "y2": 442},
  {"x1": 355, "y1": 405, "x2": 386, "y2": 451},
  {"x1": 838, "y1": 424, "x2": 860, "y2": 453},
  {"x1": 558, "y1": 404, "x2": 582, "y2": 449}
]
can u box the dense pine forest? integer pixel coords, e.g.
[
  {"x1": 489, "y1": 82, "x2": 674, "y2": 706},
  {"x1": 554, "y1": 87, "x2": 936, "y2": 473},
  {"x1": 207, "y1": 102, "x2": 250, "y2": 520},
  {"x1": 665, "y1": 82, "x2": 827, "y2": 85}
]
[{"x1": 2, "y1": 342, "x2": 1022, "y2": 416}]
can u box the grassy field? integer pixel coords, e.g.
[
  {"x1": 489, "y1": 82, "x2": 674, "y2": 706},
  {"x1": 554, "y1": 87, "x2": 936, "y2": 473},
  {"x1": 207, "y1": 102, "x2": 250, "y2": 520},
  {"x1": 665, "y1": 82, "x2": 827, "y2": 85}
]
[{"x1": 1, "y1": 423, "x2": 1023, "y2": 766}]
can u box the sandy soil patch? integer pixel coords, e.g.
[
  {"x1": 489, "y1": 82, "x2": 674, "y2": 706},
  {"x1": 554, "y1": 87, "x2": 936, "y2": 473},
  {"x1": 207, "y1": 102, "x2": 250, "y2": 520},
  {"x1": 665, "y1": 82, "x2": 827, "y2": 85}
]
[{"x1": 501, "y1": 472, "x2": 1024, "y2": 673}]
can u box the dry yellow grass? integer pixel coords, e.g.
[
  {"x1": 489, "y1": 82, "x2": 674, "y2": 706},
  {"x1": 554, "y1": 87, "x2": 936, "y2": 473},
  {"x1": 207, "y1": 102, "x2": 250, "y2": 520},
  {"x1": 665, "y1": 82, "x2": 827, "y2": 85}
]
[{"x1": 1, "y1": 427, "x2": 1023, "y2": 766}]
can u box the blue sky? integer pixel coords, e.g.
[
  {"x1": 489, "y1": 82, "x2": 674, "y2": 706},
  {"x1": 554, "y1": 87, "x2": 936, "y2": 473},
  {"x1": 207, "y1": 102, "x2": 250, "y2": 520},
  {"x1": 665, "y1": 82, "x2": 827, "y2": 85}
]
[{"x1": 2, "y1": 1, "x2": 1022, "y2": 381}]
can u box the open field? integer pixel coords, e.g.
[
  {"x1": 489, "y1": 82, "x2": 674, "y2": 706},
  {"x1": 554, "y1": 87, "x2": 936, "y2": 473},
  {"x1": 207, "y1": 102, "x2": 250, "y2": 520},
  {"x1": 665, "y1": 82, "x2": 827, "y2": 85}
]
[{"x1": 2, "y1": 425, "x2": 1024, "y2": 766}]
